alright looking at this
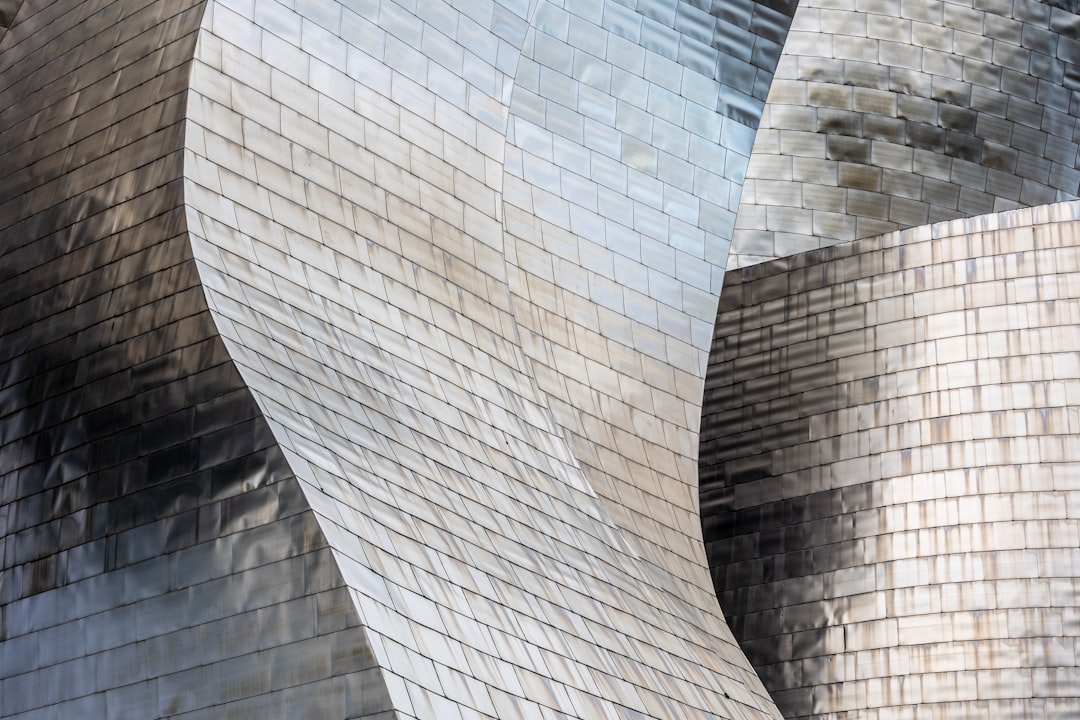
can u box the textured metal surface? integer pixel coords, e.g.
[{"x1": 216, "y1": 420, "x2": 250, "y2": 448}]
[
  {"x1": 701, "y1": 201, "x2": 1080, "y2": 718},
  {"x1": 728, "y1": 0, "x2": 1080, "y2": 268},
  {"x1": 182, "y1": 0, "x2": 793, "y2": 716},
  {"x1": 503, "y1": 0, "x2": 796, "y2": 651},
  {"x1": 0, "y1": 1, "x2": 391, "y2": 718},
  {"x1": 1, "y1": 0, "x2": 799, "y2": 718}
]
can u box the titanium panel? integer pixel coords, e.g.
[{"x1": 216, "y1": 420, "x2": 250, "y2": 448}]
[
  {"x1": 0, "y1": 1, "x2": 391, "y2": 718},
  {"x1": 0, "y1": 0, "x2": 19, "y2": 41},
  {"x1": 1, "y1": 0, "x2": 798, "y2": 719},
  {"x1": 729, "y1": 0, "x2": 1080, "y2": 268},
  {"x1": 182, "y1": 0, "x2": 793, "y2": 715},
  {"x1": 701, "y1": 201, "x2": 1080, "y2": 718}
]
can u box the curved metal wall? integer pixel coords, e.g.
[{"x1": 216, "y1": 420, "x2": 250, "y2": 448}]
[
  {"x1": 0, "y1": 1, "x2": 391, "y2": 717},
  {"x1": 1, "y1": 0, "x2": 799, "y2": 718},
  {"x1": 182, "y1": 0, "x2": 794, "y2": 716},
  {"x1": 502, "y1": 0, "x2": 795, "y2": 624},
  {"x1": 700, "y1": 201, "x2": 1080, "y2": 718},
  {"x1": 728, "y1": 0, "x2": 1080, "y2": 268}
]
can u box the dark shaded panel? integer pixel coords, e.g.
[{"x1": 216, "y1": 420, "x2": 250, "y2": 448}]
[{"x1": 0, "y1": 2, "x2": 391, "y2": 717}]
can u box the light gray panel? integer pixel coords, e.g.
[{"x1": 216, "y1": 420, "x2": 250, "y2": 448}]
[
  {"x1": 703, "y1": 200, "x2": 1080, "y2": 719},
  {"x1": 180, "y1": 0, "x2": 800, "y2": 718}
]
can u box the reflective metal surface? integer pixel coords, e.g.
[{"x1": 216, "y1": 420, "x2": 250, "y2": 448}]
[
  {"x1": 183, "y1": 0, "x2": 794, "y2": 716},
  {"x1": 701, "y1": 201, "x2": 1080, "y2": 718},
  {"x1": 0, "y1": 0, "x2": 20, "y2": 40},
  {"x1": 729, "y1": 0, "x2": 1080, "y2": 268},
  {"x1": 2, "y1": 0, "x2": 798, "y2": 718},
  {"x1": 0, "y1": 1, "x2": 391, "y2": 718}
]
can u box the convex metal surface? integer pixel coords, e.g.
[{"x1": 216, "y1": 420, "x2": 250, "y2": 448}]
[
  {"x1": 702, "y1": 201, "x2": 1080, "y2": 719},
  {"x1": 729, "y1": 0, "x2": 1080, "y2": 268}
]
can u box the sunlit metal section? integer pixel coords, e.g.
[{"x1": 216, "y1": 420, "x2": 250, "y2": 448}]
[
  {"x1": 701, "y1": 201, "x2": 1080, "y2": 718},
  {"x1": 502, "y1": 0, "x2": 797, "y2": 662},
  {"x1": 181, "y1": 0, "x2": 794, "y2": 716},
  {"x1": 728, "y1": 0, "x2": 1080, "y2": 268},
  {"x1": 1, "y1": 0, "x2": 798, "y2": 718}
]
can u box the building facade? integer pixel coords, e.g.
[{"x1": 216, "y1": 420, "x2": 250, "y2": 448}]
[
  {"x1": 0, "y1": 0, "x2": 790, "y2": 717},
  {"x1": 701, "y1": 202, "x2": 1080, "y2": 718},
  {"x1": 701, "y1": 1, "x2": 1080, "y2": 718},
  {"x1": 1, "y1": 1, "x2": 1079, "y2": 719}
]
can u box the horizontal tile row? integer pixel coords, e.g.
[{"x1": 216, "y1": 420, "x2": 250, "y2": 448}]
[{"x1": 0, "y1": 2, "x2": 391, "y2": 719}]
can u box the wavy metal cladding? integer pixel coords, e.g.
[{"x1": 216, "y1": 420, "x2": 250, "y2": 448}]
[
  {"x1": 700, "y1": 202, "x2": 1080, "y2": 718},
  {"x1": 0, "y1": 1, "x2": 392, "y2": 717},
  {"x1": 1, "y1": 1, "x2": 796, "y2": 719},
  {"x1": 182, "y1": 0, "x2": 794, "y2": 716},
  {"x1": 728, "y1": 0, "x2": 1080, "y2": 268}
]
